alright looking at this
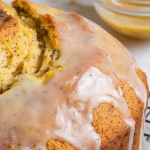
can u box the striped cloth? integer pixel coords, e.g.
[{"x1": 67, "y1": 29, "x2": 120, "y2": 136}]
[{"x1": 143, "y1": 92, "x2": 150, "y2": 149}]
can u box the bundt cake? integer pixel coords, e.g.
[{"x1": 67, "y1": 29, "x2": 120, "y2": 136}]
[{"x1": 0, "y1": 0, "x2": 149, "y2": 149}]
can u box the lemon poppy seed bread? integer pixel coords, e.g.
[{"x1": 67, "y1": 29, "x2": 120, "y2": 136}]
[
  {"x1": 0, "y1": 0, "x2": 149, "y2": 150},
  {"x1": 0, "y1": 0, "x2": 60, "y2": 94}
]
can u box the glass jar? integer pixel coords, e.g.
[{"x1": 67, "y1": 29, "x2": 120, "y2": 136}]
[{"x1": 93, "y1": 0, "x2": 150, "y2": 39}]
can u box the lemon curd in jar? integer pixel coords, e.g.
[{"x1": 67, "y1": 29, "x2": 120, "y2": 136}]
[{"x1": 94, "y1": 0, "x2": 150, "y2": 38}]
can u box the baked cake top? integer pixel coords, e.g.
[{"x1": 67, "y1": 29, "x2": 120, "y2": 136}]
[{"x1": 0, "y1": 0, "x2": 148, "y2": 149}]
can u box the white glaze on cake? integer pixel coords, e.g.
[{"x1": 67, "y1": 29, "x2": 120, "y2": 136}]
[
  {"x1": 0, "y1": 3, "x2": 148, "y2": 150},
  {"x1": 140, "y1": 111, "x2": 147, "y2": 150}
]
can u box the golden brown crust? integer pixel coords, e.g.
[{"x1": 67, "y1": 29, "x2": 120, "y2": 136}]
[
  {"x1": 119, "y1": 68, "x2": 149, "y2": 150},
  {"x1": 133, "y1": 68, "x2": 149, "y2": 150},
  {"x1": 93, "y1": 103, "x2": 130, "y2": 150},
  {"x1": 0, "y1": 0, "x2": 20, "y2": 43},
  {"x1": 41, "y1": 14, "x2": 60, "y2": 50},
  {"x1": 46, "y1": 140, "x2": 75, "y2": 150},
  {"x1": 119, "y1": 79, "x2": 143, "y2": 150},
  {"x1": 0, "y1": 0, "x2": 18, "y2": 17},
  {"x1": 12, "y1": 0, "x2": 60, "y2": 50},
  {"x1": 0, "y1": 8, "x2": 11, "y2": 26},
  {"x1": 135, "y1": 68, "x2": 149, "y2": 99},
  {"x1": 12, "y1": 0, "x2": 36, "y2": 15},
  {"x1": 0, "y1": 16, "x2": 19, "y2": 43}
]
